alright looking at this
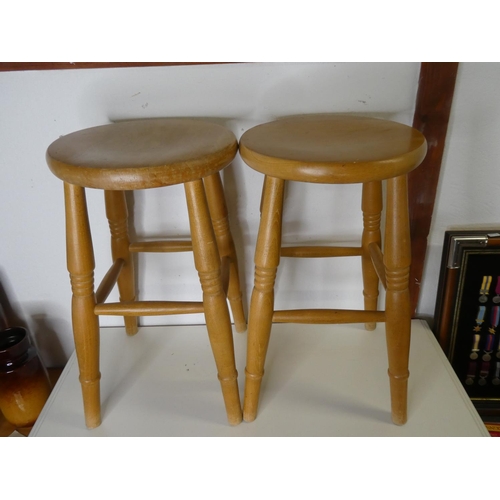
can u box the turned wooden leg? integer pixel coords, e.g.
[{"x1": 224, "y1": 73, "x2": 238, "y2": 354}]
[
  {"x1": 362, "y1": 181, "x2": 382, "y2": 331},
  {"x1": 243, "y1": 176, "x2": 285, "y2": 422},
  {"x1": 104, "y1": 190, "x2": 138, "y2": 335},
  {"x1": 184, "y1": 179, "x2": 242, "y2": 426},
  {"x1": 204, "y1": 172, "x2": 246, "y2": 333},
  {"x1": 259, "y1": 175, "x2": 268, "y2": 215},
  {"x1": 64, "y1": 182, "x2": 101, "y2": 429},
  {"x1": 384, "y1": 175, "x2": 411, "y2": 425}
]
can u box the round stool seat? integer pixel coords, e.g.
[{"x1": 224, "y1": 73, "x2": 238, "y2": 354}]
[
  {"x1": 239, "y1": 114, "x2": 427, "y2": 183},
  {"x1": 47, "y1": 118, "x2": 238, "y2": 190}
]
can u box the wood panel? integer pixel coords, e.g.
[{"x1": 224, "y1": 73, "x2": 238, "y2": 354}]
[
  {"x1": 409, "y1": 62, "x2": 459, "y2": 316},
  {"x1": 0, "y1": 62, "x2": 235, "y2": 72}
]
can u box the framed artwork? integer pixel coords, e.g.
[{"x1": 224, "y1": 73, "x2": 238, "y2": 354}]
[{"x1": 434, "y1": 230, "x2": 500, "y2": 417}]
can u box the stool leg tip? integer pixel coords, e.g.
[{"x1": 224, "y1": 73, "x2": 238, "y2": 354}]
[
  {"x1": 125, "y1": 318, "x2": 139, "y2": 336},
  {"x1": 243, "y1": 410, "x2": 257, "y2": 423},
  {"x1": 85, "y1": 416, "x2": 101, "y2": 429},
  {"x1": 365, "y1": 322, "x2": 376, "y2": 331},
  {"x1": 235, "y1": 322, "x2": 247, "y2": 334},
  {"x1": 391, "y1": 412, "x2": 407, "y2": 426},
  {"x1": 228, "y1": 413, "x2": 243, "y2": 426}
]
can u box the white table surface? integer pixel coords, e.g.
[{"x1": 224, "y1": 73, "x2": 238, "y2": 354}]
[{"x1": 31, "y1": 319, "x2": 489, "y2": 437}]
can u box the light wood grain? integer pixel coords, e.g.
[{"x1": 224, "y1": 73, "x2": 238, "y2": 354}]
[
  {"x1": 368, "y1": 243, "x2": 387, "y2": 290},
  {"x1": 47, "y1": 118, "x2": 238, "y2": 190},
  {"x1": 243, "y1": 176, "x2": 285, "y2": 422},
  {"x1": 94, "y1": 259, "x2": 124, "y2": 304},
  {"x1": 129, "y1": 241, "x2": 193, "y2": 252},
  {"x1": 47, "y1": 119, "x2": 244, "y2": 428},
  {"x1": 204, "y1": 173, "x2": 247, "y2": 333},
  {"x1": 281, "y1": 246, "x2": 362, "y2": 258},
  {"x1": 272, "y1": 309, "x2": 385, "y2": 324},
  {"x1": 65, "y1": 182, "x2": 101, "y2": 429},
  {"x1": 383, "y1": 175, "x2": 412, "y2": 425},
  {"x1": 94, "y1": 301, "x2": 204, "y2": 316},
  {"x1": 240, "y1": 115, "x2": 427, "y2": 426},
  {"x1": 239, "y1": 115, "x2": 427, "y2": 184},
  {"x1": 105, "y1": 190, "x2": 137, "y2": 334},
  {"x1": 185, "y1": 179, "x2": 242, "y2": 425},
  {"x1": 361, "y1": 181, "x2": 382, "y2": 330}
]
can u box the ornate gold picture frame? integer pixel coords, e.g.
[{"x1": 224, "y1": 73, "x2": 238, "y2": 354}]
[{"x1": 434, "y1": 230, "x2": 500, "y2": 417}]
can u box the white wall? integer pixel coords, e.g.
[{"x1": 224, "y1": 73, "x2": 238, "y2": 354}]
[
  {"x1": 418, "y1": 63, "x2": 500, "y2": 322},
  {"x1": 0, "y1": 62, "x2": 420, "y2": 366}
]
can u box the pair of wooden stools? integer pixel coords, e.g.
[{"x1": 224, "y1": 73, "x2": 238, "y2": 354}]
[{"x1": 46, "y1": 115, "x2": 427, "y2": 429}]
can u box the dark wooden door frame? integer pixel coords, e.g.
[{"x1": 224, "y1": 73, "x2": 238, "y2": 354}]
[
  {"x1": 409, "y1": 62, "x2": 459, "y2": 316},
  {"x1": 0, "y1": 62, "x2": 232, "y2": 71},
  {"x1": 1, "y1": 62, "x2": 458, "y2": 316}
]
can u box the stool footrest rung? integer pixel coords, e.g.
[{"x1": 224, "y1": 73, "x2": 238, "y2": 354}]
[
  {"x1": 95, "y1": 258, "x2": 125, "y2": 304},
  {"x1": 368, "y1": 242, "x2": 387, "y2": 290},
  {"x1": 95, "y1": 301, "x2": 204, "y2": 316},
  {"x1": 272, "y1": 309, "x2": 385, "y2": 324},
  {"x1": 129, "y1": 240, "x2": 193, "y2": 253},
  {"x1": 280, "y1": 246, "x2": 362, "y2": 258}
]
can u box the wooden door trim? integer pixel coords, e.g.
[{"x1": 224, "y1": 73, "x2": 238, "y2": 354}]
[
  {"x1": 409, "y1": 62, "x2": 459, "y2": 315},
  {"x1": 0, "y1": 62, "x2": 236, "y2": 72}
]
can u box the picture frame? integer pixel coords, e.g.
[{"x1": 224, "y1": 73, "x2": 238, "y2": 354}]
[{"x1": 434, "y1": 230, "x2": 500, "y2": 417}]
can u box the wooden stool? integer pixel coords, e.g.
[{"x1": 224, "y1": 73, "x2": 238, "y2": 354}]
[
  {"x1": 46, "y1": 118, "x2": 246, "y2": 428},
  {"x1": 239, "y1": 115, "x2": 427, "y2": 425}
]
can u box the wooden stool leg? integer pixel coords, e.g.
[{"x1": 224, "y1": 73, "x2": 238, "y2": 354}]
[
  {"x1": 104, "y1": 190, "x2": 138, "y2": 335},
  {"x1": 184, "y1": 179, "x2": 242, "y2": 426},
  {"x1": 383, "y1": 174, "x2": 411, "y2": 425},
  {"x1": 204, "y1": 173, "x2": 247, "y2": 333},
  {"x1": 64, "y1": 183, "x2": 101, "y2": 429},
  {"x1": 243, "y1": 176, "x2": 285, "y2": 422},
  {"x1": 362, "y1": 181, "x2": 382, "y2": 331},
  {"x1": 259, "y1": 175, "x2": 268, "y2": 215}
]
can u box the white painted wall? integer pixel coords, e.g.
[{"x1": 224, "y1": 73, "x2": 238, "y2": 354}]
[
  {"x1": 0, "y1": 62, "x2": 421, "y2": 365},
  {"x1": 418, "y1": 63, "x2": 500, "y2": 322}
]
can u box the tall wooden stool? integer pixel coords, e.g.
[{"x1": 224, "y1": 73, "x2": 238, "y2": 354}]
[
  {"x1": 239, "y1": 115, "x2": 427, "y2": 425},
  {"x1": 46, "y1": 118, "x2": 246, "y2": 428}
]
